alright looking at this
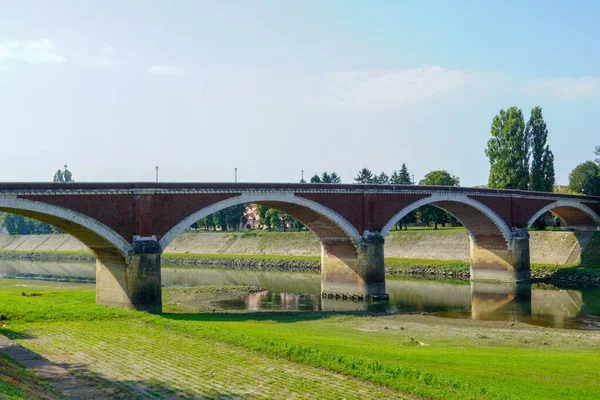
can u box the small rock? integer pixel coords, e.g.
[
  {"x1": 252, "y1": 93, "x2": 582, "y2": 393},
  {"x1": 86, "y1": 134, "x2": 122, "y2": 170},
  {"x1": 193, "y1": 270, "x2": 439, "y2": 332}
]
[
  {"x1": 400, "y1": 327, "x2": 405, "y2": 330},
  {"x1": 542, "y1": 341, "x2": 549, "y2": 346},
  {"x1": 510, "y1": 323, "x2": 515, "y2": 326},
  {"x1": 383, "y1": 327, "x2": 389, "y2": 330}
]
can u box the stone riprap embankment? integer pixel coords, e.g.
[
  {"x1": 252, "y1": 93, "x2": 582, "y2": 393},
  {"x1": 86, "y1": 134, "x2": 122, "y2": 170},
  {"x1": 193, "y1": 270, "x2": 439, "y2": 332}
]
[{"x1": 162, "y1": 256, "x2": 321, "y2": 273}]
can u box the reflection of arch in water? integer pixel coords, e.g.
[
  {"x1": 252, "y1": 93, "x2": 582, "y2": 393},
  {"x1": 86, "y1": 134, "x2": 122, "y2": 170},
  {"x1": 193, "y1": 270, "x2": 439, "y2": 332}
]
[{"x1": 470, "y1": 283, "x2": 532, "y2": 319}]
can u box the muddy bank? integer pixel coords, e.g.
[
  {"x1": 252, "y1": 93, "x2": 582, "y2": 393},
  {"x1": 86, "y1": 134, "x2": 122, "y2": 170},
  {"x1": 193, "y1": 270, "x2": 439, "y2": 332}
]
[{"x1": 163, "y1": 285, "x2": 266, "y2": 313}]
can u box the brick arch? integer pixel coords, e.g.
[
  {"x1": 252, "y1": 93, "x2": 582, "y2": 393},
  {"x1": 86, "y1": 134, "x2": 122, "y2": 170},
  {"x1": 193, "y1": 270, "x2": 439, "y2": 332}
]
[
  {"x1": 380, "y1": 193, "x2": 512, "y2": 248},
  {"x1": 0, "y1": 196, "x2": 131, "y2": 259},
  {"x1": 159, "y1": 193, "x2": 362, "y2": 254},
  {"x1": 526, "y1": 200, "x2": 600, "y2": 229}
]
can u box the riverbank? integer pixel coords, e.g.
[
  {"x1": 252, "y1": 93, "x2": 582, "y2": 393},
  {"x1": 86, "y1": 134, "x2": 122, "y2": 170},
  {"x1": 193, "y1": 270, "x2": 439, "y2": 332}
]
[
  {"x1": 1, "y1": 278, "x2": 599, "y2": 399},
  {"x1": 0, "y1": 229, "x2": 593, "y2": 264}
]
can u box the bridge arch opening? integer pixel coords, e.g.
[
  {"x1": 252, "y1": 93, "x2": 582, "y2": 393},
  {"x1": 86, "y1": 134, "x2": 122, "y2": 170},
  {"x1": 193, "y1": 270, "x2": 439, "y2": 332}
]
[
  {"x1": 160, "y1": 193, "x2": 386, "y2": 298},
  {"x1": 0, "y1": 196, "x2": 163, "y2": 313},
  {"x1": 0, "y1": 196, "x2": 130, "y2": 258},
  {"x1": 380, "y1": 194, "x2": 512, "y2": 249},
  {"x1": 380, "y1": 194, "x2": 528, "y2": 282},
  {"x1": 159, "y1": 193, "x2": 361, "y2": 250},
  {"x1": 527, "y1": 200, "x2": 600, "y2": 231},
  {"x1": 527, "y1": 200, "x2": 600, "y2": 266}
]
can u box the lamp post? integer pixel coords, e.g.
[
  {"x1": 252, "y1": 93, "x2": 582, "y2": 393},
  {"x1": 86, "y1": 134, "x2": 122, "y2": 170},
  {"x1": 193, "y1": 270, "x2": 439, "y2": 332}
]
[
  {"x1": 301, "y1": 169, "x2": 305, "y2": 183},
  {"x1": 155, "y1": 166, "x2": 159, "y2": 183},
  {"x1": 234, "y1": 167, "x2": 238, "y2": 183}
]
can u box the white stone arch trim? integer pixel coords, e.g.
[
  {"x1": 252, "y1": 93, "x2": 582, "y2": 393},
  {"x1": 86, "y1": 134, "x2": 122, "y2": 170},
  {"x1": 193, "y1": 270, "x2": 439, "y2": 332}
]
[
  {"x1": 526, "y1": 199, "x2": 600, "y2": 229},
  {"x1": 159, "y1": 192, "x2": 362, "y2": 249},
  {"x1": 379, "y1": 193, "x2": 512, "y2": 242},
  {"x1": 0, "y1": 195, "x2": 131, "y2": 257}
]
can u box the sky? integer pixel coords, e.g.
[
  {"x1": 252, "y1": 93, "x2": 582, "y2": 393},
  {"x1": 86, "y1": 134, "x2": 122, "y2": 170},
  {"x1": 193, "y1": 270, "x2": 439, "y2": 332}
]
[{"x1": 1, "y1": 0, "x2": 599, "y2": 186}]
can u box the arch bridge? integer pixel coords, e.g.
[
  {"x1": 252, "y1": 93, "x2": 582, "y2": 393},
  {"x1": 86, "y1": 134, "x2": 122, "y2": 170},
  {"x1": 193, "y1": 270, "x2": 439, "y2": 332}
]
[{"x1": 1, "y1": 182, "x2": 599, "y2": 313}]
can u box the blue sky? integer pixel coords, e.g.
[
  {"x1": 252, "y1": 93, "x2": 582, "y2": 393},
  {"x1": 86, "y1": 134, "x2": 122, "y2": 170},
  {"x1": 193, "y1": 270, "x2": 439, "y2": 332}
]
[{"x1": 1, "y1": 1, "x2": 599, "y2": 186}]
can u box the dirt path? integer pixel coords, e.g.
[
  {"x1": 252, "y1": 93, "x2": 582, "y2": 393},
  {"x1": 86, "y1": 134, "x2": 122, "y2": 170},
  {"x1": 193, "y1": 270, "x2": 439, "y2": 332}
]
[{"x1": 0, "y1": 334, "x2": 119, "y2": 399}]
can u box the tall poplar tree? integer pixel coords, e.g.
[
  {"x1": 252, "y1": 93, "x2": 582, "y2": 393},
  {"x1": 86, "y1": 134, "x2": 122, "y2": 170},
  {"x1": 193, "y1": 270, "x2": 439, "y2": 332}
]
[
  {"x1": 527, "y1": 107, "x2": 554, "y2": 192},
  {"x1": 485, "y1": 107, "x2": 529, "y2": 189}
]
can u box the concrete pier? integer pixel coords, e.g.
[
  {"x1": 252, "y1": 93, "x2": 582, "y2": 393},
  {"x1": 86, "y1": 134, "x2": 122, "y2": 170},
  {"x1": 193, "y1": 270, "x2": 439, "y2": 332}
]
[
  {"x1": 321, "y1": 233, "x2": 387, "y2": 300},
  {"x1": 469, "y1": 229, "x2": 531, "y2": 282},
  {"x1": 96, "y1": 240, "x2": 162, "y2": 313}
]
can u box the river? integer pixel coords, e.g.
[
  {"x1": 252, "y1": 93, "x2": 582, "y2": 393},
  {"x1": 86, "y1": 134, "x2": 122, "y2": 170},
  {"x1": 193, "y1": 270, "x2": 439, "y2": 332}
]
[{"x1": 1, "y1": 260, "x2": 599, "y2": 330}]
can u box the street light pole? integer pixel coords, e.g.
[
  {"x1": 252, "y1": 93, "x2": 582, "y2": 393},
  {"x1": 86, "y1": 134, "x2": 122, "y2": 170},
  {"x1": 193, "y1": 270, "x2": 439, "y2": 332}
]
[
  {"x1": 155, "y1": 166, "x2": 159, "y2": 183},
  {"x1": 234, "y1": 167, "x2": 238, "y2": 183},
  {"x1": 301, "y1": 169, "x2": 304, "y2": 183}
]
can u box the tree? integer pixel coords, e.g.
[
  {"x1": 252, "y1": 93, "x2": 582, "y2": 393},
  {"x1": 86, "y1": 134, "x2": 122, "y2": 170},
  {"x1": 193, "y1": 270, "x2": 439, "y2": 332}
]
[
  {"x1": 389, "y1": 164, "x2": 413, "y2": 185},
  {"x1": 418, "y1": 170, "x2": 460, "y2": 229},
  {"x1": 63, "y1": 165, "x2": 73, "y2": 182},
  {"x1": 539, "y1": 145, "x2": 555, "y2": 192},
  {"x1": 53, "y1": 165, "x2": 74, "y2": 183},
  {"x1": 224, "y1": 204, "x2": 247, "y2": 230},
  {"x1": 595, "y1": 146, "x2": 600, "y2": 165},
  {"x1": 527, "y1": 107, "x2": 554, "y2": 192},
  {"x1": 373, "y1": 172, "x2": 389, "y2": 184},
  {"x1": 354, "y1": 168, "x2": 374, "y2": 184},
  {"x1": 485, "y1": 107, "x2": 529, "y2": 189},
  {"x1": 419, "y1": 170, "x2": 460, "y2": 187},
  {"x1": 398, "y1": 163, "x2": 412, "y2": 184},
  {"x1": 310, "y1": 172, "x2": 341, "y2": 183},
  {"x1": 569, "y1": 161, "x2": 600, "y2": 196},
  {"x1": 53, "y1": 169, "x2": 64, "y2": 182},
  {"x1": 0, "y1": 213, "x2": 60, "y2": 235}
]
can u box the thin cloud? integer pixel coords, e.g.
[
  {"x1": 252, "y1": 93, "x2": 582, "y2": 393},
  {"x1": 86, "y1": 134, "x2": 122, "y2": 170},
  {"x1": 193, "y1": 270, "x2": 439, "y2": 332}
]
[
  {"x1": 74, "y1": 45, "x2": 120, "y2": 67},
  {"x1": 328, "y1": 66, "x2": 475, "y2": 109},
  {"x1": 148, "y1": 65, "x2": 184, "y2": 76},
  {"x1": 524, "y1": 77, "x2": 600, "y2": 98},
  {"x1": 0, "y1": 39, "x2": 66, "y2": 64}
]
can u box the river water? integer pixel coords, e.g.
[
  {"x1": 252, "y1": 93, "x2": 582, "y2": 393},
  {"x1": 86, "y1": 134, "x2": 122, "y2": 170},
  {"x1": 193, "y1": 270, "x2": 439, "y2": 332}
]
[{"x1": 1, "y1": 260, "x2": 599, "y2": 330}]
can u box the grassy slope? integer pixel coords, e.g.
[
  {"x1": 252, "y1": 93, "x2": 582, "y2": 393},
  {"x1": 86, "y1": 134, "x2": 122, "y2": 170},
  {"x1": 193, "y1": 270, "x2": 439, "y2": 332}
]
[
  {"x1": 1, "y1": 280, "x2": 600, "y2": 399},
  {"x1": 0, "y1": 354, "x2": 63, "y2": 400}
]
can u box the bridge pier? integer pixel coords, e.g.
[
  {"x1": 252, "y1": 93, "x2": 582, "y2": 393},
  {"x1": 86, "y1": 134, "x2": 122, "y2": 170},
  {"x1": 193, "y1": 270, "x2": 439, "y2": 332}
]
[
  {"x1": 469, "y1": 229, "x2": 531, "y2": 283},
  {"x1": 96, "y1": 239, "x2": 162, "y2": 313},
  {"x1": 321, "y1": 233, "x2": 388, "y2": 300}
]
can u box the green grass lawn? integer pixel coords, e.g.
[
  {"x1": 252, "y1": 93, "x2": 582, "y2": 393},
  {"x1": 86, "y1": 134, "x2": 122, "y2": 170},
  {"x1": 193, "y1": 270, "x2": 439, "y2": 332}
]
[{"x1": 1, "y1": 279, "x2": 599, "y2": 399}]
